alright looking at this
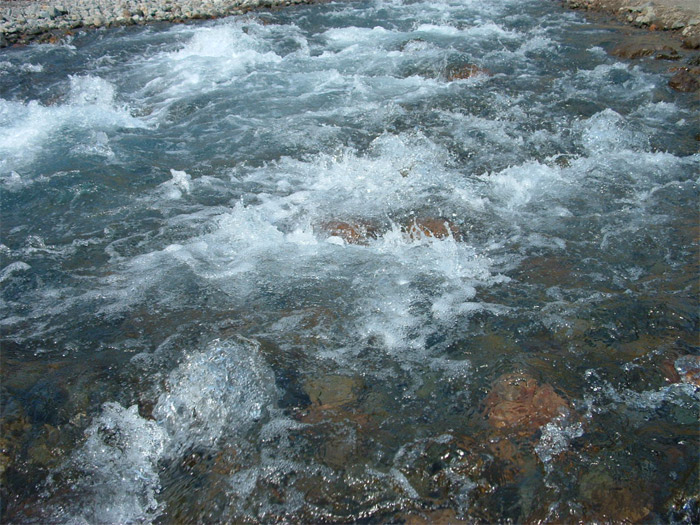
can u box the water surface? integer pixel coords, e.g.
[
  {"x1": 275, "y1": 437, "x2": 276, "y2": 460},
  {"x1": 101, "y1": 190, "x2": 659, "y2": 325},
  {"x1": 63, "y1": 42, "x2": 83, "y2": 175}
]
[{"x1": 1, "y1": 0, "x2": 698, "y2": 522}]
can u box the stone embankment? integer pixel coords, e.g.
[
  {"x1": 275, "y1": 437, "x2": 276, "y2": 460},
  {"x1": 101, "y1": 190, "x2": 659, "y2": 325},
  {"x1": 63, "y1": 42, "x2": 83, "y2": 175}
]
[
  {"x1": 0, "y1": 0, "x2": 320, "y2": 46},
  {"x1": 562, "y1": 0, "x2": 700, "y2": 92},
  {"x1": 562, "y1": 0, "x2": 700, "y2": 48}
]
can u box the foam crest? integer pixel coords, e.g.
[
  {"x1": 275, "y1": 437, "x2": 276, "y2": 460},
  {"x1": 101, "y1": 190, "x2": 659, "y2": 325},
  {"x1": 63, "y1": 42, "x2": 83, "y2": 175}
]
[
  {"x1": 175, "y1": 23, "x2": 281, "y2": 63},
  {"x1": 290, "y1": 132, "x2": 462, "y2": 215},
  {"x1": 50, "y1": 403, "x2": 168, "y2": 524},
  {"x1": 535, "y1": 416, "x2": 583, "y2": 467},
  {"x1": 484, "y1": 160, "x2": 568, "y2": 212},
  {"x1": 0, "y1": 76, "x2": 144, "y2": 175},
  {"x1": 560, "y1": 63, "x2": 656, "y2": 102},
  {"x1": 0, "y1": 261, "x2": 31, "y2": 283},
  {"x1": 158, "y1": 168, "x2": 192, "y2": 199},
  {"x1": 153, "y1": 338, "x2": 277, "y2": 454},
  {"x1": 68, "y1": 75, "x2": 117, "y2": 106},
  {"x1": 577, "y1": 108, "x2": 647, "y2": 154},
  {"x1": 356, "y1": 229, "x2": 508, "y2": 352}
]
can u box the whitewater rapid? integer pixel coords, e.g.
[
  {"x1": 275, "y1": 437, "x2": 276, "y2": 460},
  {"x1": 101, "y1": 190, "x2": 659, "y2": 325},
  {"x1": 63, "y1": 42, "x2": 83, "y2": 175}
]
[{"x1": 1, "y1": 0, "x2": 698, "y2": 522}]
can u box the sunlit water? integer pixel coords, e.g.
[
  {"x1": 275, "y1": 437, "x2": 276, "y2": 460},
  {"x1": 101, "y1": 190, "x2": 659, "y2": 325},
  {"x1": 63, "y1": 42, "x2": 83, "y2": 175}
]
[{"x1": 1, "y1": 0, "x2": 698, "y2": 522}]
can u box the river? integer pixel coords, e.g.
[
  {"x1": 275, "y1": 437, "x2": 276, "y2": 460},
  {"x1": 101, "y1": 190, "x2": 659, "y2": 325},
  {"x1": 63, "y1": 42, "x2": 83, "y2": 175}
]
[{"x1": 1, "y1": 0, "x2": 698, "y2": 522}]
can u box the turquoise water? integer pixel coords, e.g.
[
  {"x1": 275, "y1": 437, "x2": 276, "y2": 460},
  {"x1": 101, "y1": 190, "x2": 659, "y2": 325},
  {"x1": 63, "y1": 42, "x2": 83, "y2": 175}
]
[{"x1": 1, "y1": 0, "x2": 698, "y2": 522}]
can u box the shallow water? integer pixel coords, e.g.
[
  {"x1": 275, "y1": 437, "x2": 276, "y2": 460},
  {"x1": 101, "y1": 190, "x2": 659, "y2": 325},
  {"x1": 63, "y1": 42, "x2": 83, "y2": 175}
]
[{"x1": 1, "y1": 0, "x2": 698, "y2": 522}]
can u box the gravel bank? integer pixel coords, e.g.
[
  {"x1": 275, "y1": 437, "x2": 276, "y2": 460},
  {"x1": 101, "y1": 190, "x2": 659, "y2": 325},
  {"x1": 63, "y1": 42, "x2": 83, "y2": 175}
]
[
  {"x1": 561, "y1": 0, "x2": 700, "y2": 47},
  {"x1": 2, "y1": 0, "x2": 699, "y2": 48},
  {"x1": 0, "y1": 0, "x2": 326, "y2": 47}
]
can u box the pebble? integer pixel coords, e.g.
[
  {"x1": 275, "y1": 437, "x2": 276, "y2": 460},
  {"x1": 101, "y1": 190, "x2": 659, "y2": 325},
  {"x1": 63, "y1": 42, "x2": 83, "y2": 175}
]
[{"x1": 0, "y1": 0, "x2": 323, "y2": 46}]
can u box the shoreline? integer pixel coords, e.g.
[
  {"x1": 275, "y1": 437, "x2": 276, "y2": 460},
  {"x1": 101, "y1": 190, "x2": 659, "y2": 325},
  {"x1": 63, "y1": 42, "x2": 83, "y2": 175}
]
[
  {"x1": 0, "y1": 0, "x2": 328, "y2": 47},
  {"x1": 0, "y1": 0, "x2": 698, "y2": 92},
  {"x1": 0, "y1": 0, "x2": 698, "y2": 48},
  {"x1": 560, "y1": 0, "x2": 700, "y2": 48}
]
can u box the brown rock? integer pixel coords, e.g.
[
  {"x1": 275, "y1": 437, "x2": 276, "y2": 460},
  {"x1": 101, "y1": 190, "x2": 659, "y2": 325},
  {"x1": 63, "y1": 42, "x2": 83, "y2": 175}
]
[
  {"x1": 611, "y1": 41, "x2": 678, "y2": 59},
  {"x1": 659, "y1": 358, "x2": 682, "y2": 384},
  {"x1": 675, "y1": 355, "x2": 700, "y2": 387},
  {"x1": 579, "y1": 468, "x2": 652, "y2": 522},
  {"x1": 669, "y1": 68, "x2": 700, "y2": 92},
  {"x1": 405, "y1": 218, "x2": 461, "y2": 241},
  {"x1": 682, "y1": 34, "x2": 700, "y2": 50},
  {"x1": 303, "y1": 374, "x2": 364, "y2": 408},
  {"x1": 320, "y1": 220, "x2": 377, "y2": 245},
  {"x1": 447, "y1": 64, "x2": 490, "y2": 81},
  {"x1": 483, "y1": 373, "x2": 569, "y2": 435}
]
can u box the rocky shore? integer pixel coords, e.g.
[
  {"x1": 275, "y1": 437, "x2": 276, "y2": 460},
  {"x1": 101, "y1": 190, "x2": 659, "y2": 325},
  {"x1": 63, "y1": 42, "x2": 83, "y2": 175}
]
[
  {"x1": 0, "y1": 0, "x2": 325, "y2": 46},
  {"x1": 1, "y1": 0, "x2": 699, "y2": 49},
  {"x1": 561, "y1": 0, "x2": 700, "y2": 92},
  {"x1": 562, "y1": 0, "x2": 700, "y2": 47}
]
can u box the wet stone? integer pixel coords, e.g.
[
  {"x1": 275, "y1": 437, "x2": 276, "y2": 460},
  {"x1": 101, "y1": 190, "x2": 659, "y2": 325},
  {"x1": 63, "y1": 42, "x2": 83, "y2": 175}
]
[
  {"x1": 483, "y1": 373, "x2": 570, "y2": 435},
  {"x1": 446, "y1": 64, "x2": 490, "y2": 81},
  {"x1": 668, "y1": 68, "x2": 700, "y2": 92},
  {"x1": 674, "y1": 355, "x2": 700, "y2": 387},
  {"x1": 682, "y1": 34, "x2": 700, "y2": 50},
  {"x1": 303, "y1": 374, "x2": 364, "y2": 408},
  {"x1": 320, "y1": 220, "x2": 377, "y2": 245},
  {"x1": 611, "y1": 41, "x2": 679, "y2": 60},
  {"x1": 578, "y1": 467, "x2": 652, "y2": 522},
  {"x1": 401, "y1": 508, "x2": 470, "y2": 524},
  {"x1": 404, "y1": 218, "x2": 462, "y2": 241}
]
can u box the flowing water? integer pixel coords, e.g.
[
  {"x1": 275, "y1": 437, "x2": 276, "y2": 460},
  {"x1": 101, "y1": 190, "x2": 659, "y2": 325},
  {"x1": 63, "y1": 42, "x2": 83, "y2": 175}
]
[{"x1": 1, "y1": 0, "x2": 698, "y2": 522}]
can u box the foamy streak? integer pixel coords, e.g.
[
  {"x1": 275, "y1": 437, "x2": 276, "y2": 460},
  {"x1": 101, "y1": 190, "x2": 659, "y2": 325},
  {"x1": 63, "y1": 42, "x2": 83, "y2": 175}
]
[{"x1": 47, "y1": 338, "x2": 276, "y2": 522}]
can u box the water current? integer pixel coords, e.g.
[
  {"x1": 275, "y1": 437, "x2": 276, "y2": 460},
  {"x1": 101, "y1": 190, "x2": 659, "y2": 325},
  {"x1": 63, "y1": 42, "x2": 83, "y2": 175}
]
[{"x1": 1, "y1": 0, "x2": 698, "y2": 522}]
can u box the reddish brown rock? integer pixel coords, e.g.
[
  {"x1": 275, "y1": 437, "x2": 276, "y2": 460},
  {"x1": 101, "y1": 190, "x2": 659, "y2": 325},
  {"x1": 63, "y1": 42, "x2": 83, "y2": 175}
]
[
  {"x1": 668, "y1": 68, "x2": 700, "y2": 92},
  {"x1": 320, "y1": 220, "x2": 377, "y2": 245},
  {"x1": 483, "y1": 372, "x2": 569, "y2": 435},
  {"x1": 447, "y1": 64, "x2": 490, "y2": 81},
  {"x1": 404, "y1": 218, "x2": 461, "y2": 241},
  {"x1": 660, "y1": 358, "x2": 683, "y2": 384},
  {"x1": 675, "y1": 355, "x2": 700, "y2": 387}
]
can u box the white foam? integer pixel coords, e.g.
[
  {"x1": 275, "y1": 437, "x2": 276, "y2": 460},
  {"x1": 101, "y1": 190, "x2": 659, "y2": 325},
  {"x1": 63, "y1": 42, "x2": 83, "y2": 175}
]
[
  {"x1": 484, "y1": 160, "x2": 568, "y2": 212},
  {"x1": 153, "y1": 338, "x2": 277, "y2": 454},
  {"x1": 577, "y1": 108, "x2": 647, "y2": 154},
  {"x1": 535, "y1": 416, "x2": 583, "y2": 467},
  {"x1": 131, "y1": 21, "x2": 284, "y2": 112},
  {"x1": 0, "y1": 261, "x2": 31, "y2": 283},
  {"x1": 45, "y1": 338, "x2": 278, "y2": 521},
  {"x1": 158, "y1": 169, "x2": 192, "y2": 199},
  {"x1": 0, "y1": 76, "x2": 144, "y2": 175},
  {"x1": 50, "y1": 403, "x2": 168, "y2": 524}
]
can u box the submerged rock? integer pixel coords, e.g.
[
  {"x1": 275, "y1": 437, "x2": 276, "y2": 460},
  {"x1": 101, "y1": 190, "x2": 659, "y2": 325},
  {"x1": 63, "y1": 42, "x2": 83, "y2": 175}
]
[
  {"x1": 320, "y1": 220, "x2": 377, "y2": 245},
  {"x1": 404, "y1": 218, "x2": 462, "y2": 241},
  {"x1": 483, "y1": 372, "x2": 569, "y2": 435},
  {"x1": 303, "y1": 374, "x2": 364, "y2": 408},
  {"x1": 578, "y1": 467, "x2": 652, "y2": 522},
  {"x1": 674, "y1": 355, "x2": 700, "y2": 387},
  {"x1": 446, "y1": 64, "x2": 490, "y2": 81}
]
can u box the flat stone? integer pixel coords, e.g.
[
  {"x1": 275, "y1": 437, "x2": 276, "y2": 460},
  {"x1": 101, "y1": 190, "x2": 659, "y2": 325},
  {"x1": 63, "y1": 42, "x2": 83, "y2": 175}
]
[
  {"x1": 669, "y1": 68, "x2": 700, "y2": 91},
  {"x1": 303, "y1": 374, "x2": 364, "y2": 408}
]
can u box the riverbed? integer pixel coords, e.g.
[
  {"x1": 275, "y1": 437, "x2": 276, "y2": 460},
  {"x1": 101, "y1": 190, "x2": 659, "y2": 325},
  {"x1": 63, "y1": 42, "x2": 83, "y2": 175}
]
[{"x1": 1, "y1": 0, "x2": 698, "y2": 522}]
